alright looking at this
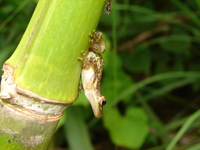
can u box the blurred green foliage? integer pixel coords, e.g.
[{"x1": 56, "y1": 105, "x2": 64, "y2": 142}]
[
  {"x1": 1, "y1": 0, "x2": 200, "y2": 150},
  {"x1": 0, "y1": 0, "x2": 35, "y2": 75}
]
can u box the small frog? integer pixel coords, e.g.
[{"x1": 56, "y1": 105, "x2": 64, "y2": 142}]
[
  {"x1": 105, "y1": 0, "x2": 112, "y2": 15},
  {"x1": 78, "y1": 31, "x2": 107, "y2": 118}
]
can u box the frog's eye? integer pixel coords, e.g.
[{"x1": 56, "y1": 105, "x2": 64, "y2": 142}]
[{"x1": 100, "y1": 97, "x2": 107, "y2": 106}]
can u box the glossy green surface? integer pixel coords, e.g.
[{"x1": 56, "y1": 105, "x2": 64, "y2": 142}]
[{"x1": 6, "y1": 0, "x2": 106, "y2": 102}]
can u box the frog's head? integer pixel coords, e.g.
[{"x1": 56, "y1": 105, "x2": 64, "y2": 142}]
[
  {"x1": 93, "y1": 95, "x2": 106, "y2": 118},
  {"x1": 84, "y1": 90, "x2": 106, "y2": 118}
]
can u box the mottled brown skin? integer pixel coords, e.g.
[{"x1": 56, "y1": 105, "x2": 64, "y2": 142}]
[
  {"x1": 79, "y1": 51, "x2": 106, "y2": 118},
  {"x1": 78, "y1": 31, "x2": 107, "y2": 118},
  {"x1": 80, "y1": 52, "x2": 104, "y2": 91},
  {"x1": 105, "y1": 0, "x2": 112, "y2": 15},
  {"x1": 88, "y1": 31, "x2": 106, "y2": 54}
]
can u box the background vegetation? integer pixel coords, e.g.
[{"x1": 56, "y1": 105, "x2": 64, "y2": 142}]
[{"x1": 1, "y1": 0, "x2": 200, "y2": 150}]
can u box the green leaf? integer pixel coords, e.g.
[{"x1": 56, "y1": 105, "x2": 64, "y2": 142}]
[
  {"x1": 187, "y1": 143, "x2": 200, "y2": 150},
  {"x1": 102, "y1": 51, "x2": 135, "y2": 103},
  {"x1": 74, "y1": 91, "x2": 90, "y2": 107},
  {"x1": 103, "y1": 106, "x2": 149, "y2": 149},
  {"x1": 166, "y1": 110, "x2": 200, "y2": 150},
  {"x1": 122, "y1": 45, "x2": 152, "y2": 73},
  {"x1": 65, "y1": 106, "x2": 93, "y2": 150},
  {"x1": 55, "y1": 110, "x2": 67, "y2": 132},
  {"x1": 159, "y1": 34, "x2": 191, "y2": 56}
]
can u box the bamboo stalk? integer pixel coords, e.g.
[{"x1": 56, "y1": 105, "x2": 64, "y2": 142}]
[{"x1": 0, "y1": 0, "x2": 106, "y2": 149}]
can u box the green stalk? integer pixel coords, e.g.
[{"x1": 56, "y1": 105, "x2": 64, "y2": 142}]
[{"x1": 0, "y1": 0, "x2": 106, "y2": 149}]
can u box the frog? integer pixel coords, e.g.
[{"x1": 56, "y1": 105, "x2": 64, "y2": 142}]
[
  {"x1": 78, "y1": 31, "x2": 107, "y2": 118},
  {"x1": 104, "y1": 0, "x2": 112, "y2": 15}
]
